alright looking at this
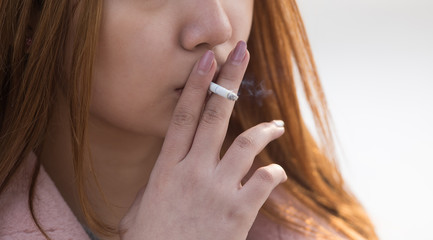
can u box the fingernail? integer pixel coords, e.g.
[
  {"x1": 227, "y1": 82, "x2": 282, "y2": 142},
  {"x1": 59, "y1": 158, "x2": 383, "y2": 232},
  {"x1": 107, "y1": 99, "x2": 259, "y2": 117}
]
[
  {"x1": 273, "y1": 120, "x2": 285, "y2": 128},
  {"x1": 198, "y1": 50, "x2": 215, "y2": 75},
  {"x1": 231, "y1": 41, "x2": 247, "y2": 65}
]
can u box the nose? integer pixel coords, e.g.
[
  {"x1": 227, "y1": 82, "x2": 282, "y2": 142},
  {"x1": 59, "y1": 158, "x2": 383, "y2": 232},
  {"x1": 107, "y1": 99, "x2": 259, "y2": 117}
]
[{"x1": 179, "y1": 1, "x2": 233, "y2": 51}]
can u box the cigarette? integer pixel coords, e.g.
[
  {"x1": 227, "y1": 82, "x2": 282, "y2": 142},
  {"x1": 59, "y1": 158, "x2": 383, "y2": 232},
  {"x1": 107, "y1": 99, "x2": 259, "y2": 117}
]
[{"x1": 209, "y1": 82, "x2": 239, "y2": 101}]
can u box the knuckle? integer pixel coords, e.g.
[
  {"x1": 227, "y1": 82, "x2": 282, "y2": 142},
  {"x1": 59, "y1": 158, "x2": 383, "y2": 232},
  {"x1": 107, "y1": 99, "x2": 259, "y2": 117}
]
[
  {"x1": 172, "y1": 108, "x2": 196, "y2": 128},
  {"x1": 227, "y1": 204, "x2": 250, "y2": 221},
  {"x1": 255, "y1": 167, "x2": 276, "y2": 184},
  {"x1": 181, "y1": 167, "x2": 213, "y2": 190},
  {"x1": 234, "y1": 134, "x2": 255, "y2": 150},
  {"x1": 201, "y1": 106, "x2": 225, "y2": 125}
]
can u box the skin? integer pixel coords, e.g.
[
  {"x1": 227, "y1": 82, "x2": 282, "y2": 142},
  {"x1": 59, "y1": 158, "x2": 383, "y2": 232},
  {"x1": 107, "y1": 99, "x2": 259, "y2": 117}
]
[{"x1": 39, "y1": 0, "x2": 287, "y2": 239}]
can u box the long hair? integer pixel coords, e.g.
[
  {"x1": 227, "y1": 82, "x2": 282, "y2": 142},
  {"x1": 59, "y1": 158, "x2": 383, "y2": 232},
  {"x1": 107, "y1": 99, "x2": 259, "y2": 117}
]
[{"x1": 0, "y1": 0, "x2": 378, "y2": 239}]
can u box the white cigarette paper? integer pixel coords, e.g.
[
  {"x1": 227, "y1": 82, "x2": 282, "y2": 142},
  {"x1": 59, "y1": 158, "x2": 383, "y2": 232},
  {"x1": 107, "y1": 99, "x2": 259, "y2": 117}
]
[{"x1": 209, "y1": 82, "x2": 239, "y2": 101}]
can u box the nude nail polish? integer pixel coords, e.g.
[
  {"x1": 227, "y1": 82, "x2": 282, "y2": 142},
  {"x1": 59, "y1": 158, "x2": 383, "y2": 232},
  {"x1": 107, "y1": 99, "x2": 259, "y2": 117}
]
[
  {"x1": 273, "y1": 120, "x2": 285, "y2": 128},
  {"x1": 198, "y1": 50, "x2": 215, "y2": 74},
  {"x1": 231, "y1": 41, "x2": 247, "y2": 65}
]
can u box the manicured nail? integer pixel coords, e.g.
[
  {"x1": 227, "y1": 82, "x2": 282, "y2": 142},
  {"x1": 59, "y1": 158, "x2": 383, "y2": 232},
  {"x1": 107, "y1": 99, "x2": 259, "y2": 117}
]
[
  {"x1": 231, "y1": 41, "x2": 247, "y2": 65},
  {"x1": 198, "y1": 50, "x2": 215, "y2": 75},
  {"x1": 273, "y1": 120, "x2": 285, "y2": 128}
]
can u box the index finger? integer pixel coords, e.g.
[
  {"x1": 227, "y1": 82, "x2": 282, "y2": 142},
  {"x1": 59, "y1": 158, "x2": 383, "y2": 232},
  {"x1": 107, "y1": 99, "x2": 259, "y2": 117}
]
[
  {"x1": 158, "y1": 51, "x2": 216, "y2": 165},
  {"x1": 190, "y1": 41, "x2": 249, "y2": 164}
]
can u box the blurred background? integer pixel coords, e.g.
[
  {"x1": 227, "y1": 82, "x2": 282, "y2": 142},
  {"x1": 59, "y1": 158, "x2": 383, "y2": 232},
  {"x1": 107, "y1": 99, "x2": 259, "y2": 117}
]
[{"x1": 296, "y1": 0, "x2": 433, "y2": 239}]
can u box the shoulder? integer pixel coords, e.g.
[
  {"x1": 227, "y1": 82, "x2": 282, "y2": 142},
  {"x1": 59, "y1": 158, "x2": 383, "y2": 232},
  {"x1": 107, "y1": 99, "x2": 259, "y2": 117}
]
[
  {"x1": 0, "y1": 151, "x2": 90, "y2": 240},
  {"x1": 247, "y1": 185, "x2": 351, "y2": 240}
]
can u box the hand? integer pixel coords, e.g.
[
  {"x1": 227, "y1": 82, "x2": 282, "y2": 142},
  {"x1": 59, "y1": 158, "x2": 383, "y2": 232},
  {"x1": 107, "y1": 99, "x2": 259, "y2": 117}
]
[{"x1": 119, "y1": 41, "x2": 287, "y2": 240}]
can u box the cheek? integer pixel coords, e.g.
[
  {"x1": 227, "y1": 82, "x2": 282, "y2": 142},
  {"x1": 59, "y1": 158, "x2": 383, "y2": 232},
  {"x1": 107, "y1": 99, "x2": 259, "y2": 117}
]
[
  {"x1": 91, "y1": 52, "x2": 177, "y2": 137},
  {"x1": 90, "y1": 54, "x2": 179, "y2": 138},
  {"x1": 89, "y1": 84, "x2": 176, "y2": 138},
  {"x1": 90, "y1": 4, "x2": 178, "y2": 137}
]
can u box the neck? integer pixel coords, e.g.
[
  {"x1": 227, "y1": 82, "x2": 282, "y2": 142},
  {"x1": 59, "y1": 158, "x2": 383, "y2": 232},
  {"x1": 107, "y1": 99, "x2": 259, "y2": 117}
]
[{"x1": 39, "y1": 94, "x2": 164, "y2": 239}]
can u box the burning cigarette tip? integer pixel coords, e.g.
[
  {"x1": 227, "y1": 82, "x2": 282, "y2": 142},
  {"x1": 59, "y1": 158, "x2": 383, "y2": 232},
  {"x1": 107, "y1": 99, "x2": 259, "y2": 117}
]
[{"x1": 227, "y1": 92, "x2": 239, "y2": 101}]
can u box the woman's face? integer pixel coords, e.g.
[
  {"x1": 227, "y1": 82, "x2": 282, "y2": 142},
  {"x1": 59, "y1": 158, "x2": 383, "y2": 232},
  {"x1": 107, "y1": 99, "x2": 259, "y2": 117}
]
[{"x1": 90, "y1": 0, "x2": 254, "y2": 138}]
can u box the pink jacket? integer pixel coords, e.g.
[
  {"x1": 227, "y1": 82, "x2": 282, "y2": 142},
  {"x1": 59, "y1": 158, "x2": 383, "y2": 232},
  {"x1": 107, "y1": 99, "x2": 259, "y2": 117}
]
[{"x1": 0, "y1": 152, "x2": 343, "y2": 240}]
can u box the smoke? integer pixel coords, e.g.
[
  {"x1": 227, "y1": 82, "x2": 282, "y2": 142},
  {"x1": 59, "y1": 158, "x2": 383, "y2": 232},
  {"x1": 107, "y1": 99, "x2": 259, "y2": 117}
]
[{"x1": 239, "y1": 73, "x2": 273, "y2": 106}]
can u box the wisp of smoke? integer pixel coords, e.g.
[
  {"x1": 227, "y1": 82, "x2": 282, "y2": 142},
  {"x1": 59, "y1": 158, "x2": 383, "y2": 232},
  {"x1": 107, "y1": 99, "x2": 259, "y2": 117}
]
[{"x1": 239, "y1": 73, "x2": 273, "y2": 106}]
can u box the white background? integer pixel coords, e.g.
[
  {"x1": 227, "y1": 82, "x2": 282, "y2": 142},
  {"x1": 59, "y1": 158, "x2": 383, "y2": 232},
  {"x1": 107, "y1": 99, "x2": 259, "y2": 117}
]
[{"x1": 296, "y1": 0, "x2": 433, "y2": 239}]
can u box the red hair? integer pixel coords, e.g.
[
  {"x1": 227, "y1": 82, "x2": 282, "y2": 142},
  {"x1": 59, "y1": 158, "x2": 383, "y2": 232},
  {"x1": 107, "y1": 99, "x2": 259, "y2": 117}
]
[{"x1": 0, "y1": 0, "x2": 377, "y2": 239}]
